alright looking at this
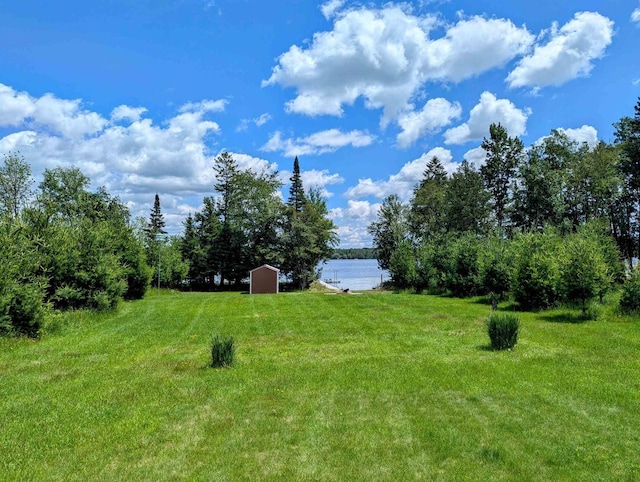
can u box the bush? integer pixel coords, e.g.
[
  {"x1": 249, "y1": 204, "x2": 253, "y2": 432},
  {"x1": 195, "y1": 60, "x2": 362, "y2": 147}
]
[
  {"x1": 1, "y1": 280, "x2": 47, "y2": 337},
  {"x1": 512, "y1": 232, "x2": 562, "y2": 310},
  {"x1": 445, "y1": 233, "x2": 482, "y2": 297},
  {"x1": 487, "y1": 313, "x2": 520, "y2": 351},
  {"x1": 620, "y1": 271, "x2": 640, "y2": 314},
  {"x1": 211, "y1": 334, "x2": 235, "y2": 368}
]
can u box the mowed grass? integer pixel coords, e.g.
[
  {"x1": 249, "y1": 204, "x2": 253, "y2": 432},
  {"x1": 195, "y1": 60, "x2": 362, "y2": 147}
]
[{"x1": 1, "y1": 291, "x2": 639, "y2": 481}]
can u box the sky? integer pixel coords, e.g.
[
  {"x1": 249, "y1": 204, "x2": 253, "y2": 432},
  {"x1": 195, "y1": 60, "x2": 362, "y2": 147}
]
[{"x1": 1, "y1": 0, "x2": 639, "y2": 247}]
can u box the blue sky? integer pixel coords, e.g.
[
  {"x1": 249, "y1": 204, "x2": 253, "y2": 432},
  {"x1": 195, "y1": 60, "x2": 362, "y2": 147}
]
[{"x1": 1, "y1": 0, "x2": 639, "y2": 247}]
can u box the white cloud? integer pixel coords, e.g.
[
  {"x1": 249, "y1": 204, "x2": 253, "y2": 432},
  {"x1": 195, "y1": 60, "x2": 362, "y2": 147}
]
[
  {"x1": 0, "y1": 83, "x2": 257, "y2": 235},
  {"x1": 261, "y1": 128, "x2": 374, "y2": 157},
  {"x1": 232, "y1": 152, "x2": 277, "y2": 174},
  {"x1": 264, "y1": 6, "x2": 533, "y2": 124},
  {"x1": 463, "y1": 147, "x2": 487, "y2": 166},
  {"x1": 320, "y1": 0, "x2": 346, "y2": 20},
  {"x1": 178, "y1": 99, "x2": 228, "y2": 113},
  {"x1": 507, "y1": 12, "x2": 614, "y2": 89},
  {"x1": 533, "y1": 125, "x2": 599, "y2": 149},
  {"x1": 559, "y1": 125, "x2": 598, "y2": 147},
  {"x1": 444, "y1": 92, "x2": 529, "y2": 144},
  {"x1": 236, "y1": 113, "x2": 271, "y2": 132},
  {"x1": 396, "y1": 97, "x2": 462, "y2": 147},
  {"x1": 280, "y1": 168, "x2": 344, "y2": 198},
  {"x1": 632, "y1": 8, "x2": 640, "y2": 24},
  {"x1": 425, "y1": 15, "x2": 534, "y2": 83},
  {"x1": 329, "y1": 200, "x2": 382, "y2": 248},
  {"x1": 0, "y1": 83, "x2": 107, "y2": 137},
  {"x1": 111, "y1": 105, "x2": 148, "y2": 123},
  {"x1": 345, "y1": 147, "x2": 455, "y2": 200}
]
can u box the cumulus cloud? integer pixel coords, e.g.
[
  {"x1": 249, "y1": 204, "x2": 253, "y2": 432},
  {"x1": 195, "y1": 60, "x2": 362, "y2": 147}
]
[
  {"x1": 396, "y1": 97, "x2": 462, "y2": 147},
  {"x1": 463, "y1": 147, "x2": 487, "y2": 166},
  {"x1": 0, "y1": 83, "x2": 107, "y2": 137},
  {"x1": 533, "y1": 125, "x2": 599, "y2": 149},
  {"x1": 632, "y1": 8, "x2": 640, "y2": 24},
  {"x1": 263, "y1": 5, "x2": 533, "y2": 124},
  {"x1": 559, "y1": 125, "x2": 598, "y2": 147},
  {"x1": 345, "y1": 147, "x2": 456, "y2": 200},
  {"x1": 444, "y1": 92, "x2": 529, "y2": 145},
  {"x1": 507, "y1": 12, "x2": 614, "y2": 89},
  {"x1": 320, "y1": 0, "x2": 346, "y2": 20},
  {"x1": 0, "y1": 83, "x2": 269, "y2": 234},
  {"x1": 261, "y1": 128, "x2": 374, "y2": 157},
  {"x1": 425, "y1": 15, "x2": 534, "y2": 83},
  {"x1": 329, "y1": 199, "x2": 382, "y2": 248},
  {"x1": 280, "y1": 167, "x2": 345, "y2": 198}
]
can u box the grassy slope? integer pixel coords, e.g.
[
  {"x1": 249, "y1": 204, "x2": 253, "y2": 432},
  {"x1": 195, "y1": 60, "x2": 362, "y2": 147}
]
[{"x1": 1, "y1": 292, "x2": 639, "y2": 481}]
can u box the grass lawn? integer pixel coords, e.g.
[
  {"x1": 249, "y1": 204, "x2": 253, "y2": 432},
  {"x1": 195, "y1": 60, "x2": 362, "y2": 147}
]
[{"x1": 1, "y1": 291, "x2": 639, "y2": 481}]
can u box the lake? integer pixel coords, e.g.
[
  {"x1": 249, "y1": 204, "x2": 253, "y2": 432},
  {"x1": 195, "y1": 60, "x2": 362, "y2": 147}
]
[{"x1": 318, "y1": 258, "x2": 389, "y2": 290}]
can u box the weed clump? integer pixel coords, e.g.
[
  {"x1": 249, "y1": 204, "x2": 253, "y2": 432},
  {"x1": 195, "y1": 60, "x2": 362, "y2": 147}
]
[
  {"x1": 487, "y1": 313, "x2": 520, "y2": 351},
  {"x1": 210, "y1": 334, "x2": 235, "y2": 368}
]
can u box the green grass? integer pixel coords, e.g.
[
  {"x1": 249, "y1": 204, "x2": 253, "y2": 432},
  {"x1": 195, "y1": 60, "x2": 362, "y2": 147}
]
[{"x1": 1, "y1": 291, "x2": 639, "y2": 481}]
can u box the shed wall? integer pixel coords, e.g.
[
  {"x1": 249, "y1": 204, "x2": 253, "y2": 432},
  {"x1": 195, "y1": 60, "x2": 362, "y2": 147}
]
[{"x1": 250, "y1": 267, "x2": 279, "y2": 294}]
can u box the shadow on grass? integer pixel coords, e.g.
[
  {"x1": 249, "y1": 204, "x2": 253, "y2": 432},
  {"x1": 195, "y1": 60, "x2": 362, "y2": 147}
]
[
  {"x1": 540, "y1": 313, "x2": 586, "y2": 324},
  {"x1": 471, "y1": 298, "x2": 521, "y2": 313},
  {"x1": 477, "y1": 344, "x2": 494, "y2": 352}
]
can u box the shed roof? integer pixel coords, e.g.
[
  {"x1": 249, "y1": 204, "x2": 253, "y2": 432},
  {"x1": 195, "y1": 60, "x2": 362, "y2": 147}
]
[{"x1": 250, "y1": 264, "x2": 280, "y2": 273}]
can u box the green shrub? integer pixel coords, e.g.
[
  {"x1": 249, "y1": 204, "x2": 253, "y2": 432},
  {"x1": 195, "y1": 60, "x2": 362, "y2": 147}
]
[
  {"x1": 580, "y1": 303, "x2": 601, "y2": 322},
  {"x1": 512, "y1": 232, "x2": 562, "y2": 310},
  {"x1": 620, "y1": 271, "x2": 640, "y2": 314},
  {"x1": 487, "y1": 313, "x2": 520, "y2": 351},
  {"x1": 1, "y1": 281, "x2": 47, "y2": 337},
  {"x1": 211, "y1": 334, "x2": 235, "y2": 368}
]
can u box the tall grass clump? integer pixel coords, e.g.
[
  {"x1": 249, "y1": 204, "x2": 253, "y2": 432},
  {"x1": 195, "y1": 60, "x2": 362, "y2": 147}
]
[
  {"x1": 487, "y1": 313, "x2": 520, "y2": 351},
  {"x1": 210, "y1": 334, "x2": 235, "y2": 368}
]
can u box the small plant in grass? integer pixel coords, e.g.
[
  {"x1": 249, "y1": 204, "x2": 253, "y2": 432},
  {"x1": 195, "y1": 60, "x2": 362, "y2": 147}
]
[
  {"x1": 487, "y1": 313, "x2": 520, "y2": 351},
  {"x1": 210, "y1": 334, "x2": 234, "y2": 368}
]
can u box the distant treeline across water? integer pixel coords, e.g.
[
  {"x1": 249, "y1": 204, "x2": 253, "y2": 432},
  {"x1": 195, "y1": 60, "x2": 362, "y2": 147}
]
[{"x1": 330, "y1": 247, "x2": 378, "y2": 260}]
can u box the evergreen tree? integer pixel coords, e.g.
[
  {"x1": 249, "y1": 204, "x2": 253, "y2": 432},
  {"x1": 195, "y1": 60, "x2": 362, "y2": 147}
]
[
  {"x1": 181, "y1": 213, "x2": 202, "y2": 287},
  {"x1": 145, "y1": 193, "x2": 167, "y2": 238},
  {"x1": 409, "y1": 156, "x2": 448, "y2": 242},
  {"x1": 481, "y1": 123, "x2": 524, "y2": 232},
  {"x1": 289, "y1": 156, "x2": 305, "y2": 212},
  {"x1": 282, "y1": 158, "x2": 337, "y2": 289},
  {"x1": 444, "y1": 161, "x2": 490, "y2": 235},
  {"x1": 512, "y1": 131, "x2": 571, "y2": 232},
  {"x1": 213, "y1": 152, "x2": 245, "y2": 286}
]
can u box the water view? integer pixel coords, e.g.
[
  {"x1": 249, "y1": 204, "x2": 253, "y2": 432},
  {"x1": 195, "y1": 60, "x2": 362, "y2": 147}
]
[{"x1": 318, "y1": 258, "x2": 389, "y2": 291}]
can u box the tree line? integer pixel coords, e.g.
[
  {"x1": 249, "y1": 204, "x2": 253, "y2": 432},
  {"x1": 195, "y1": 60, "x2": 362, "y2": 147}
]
[
  {"x1": 369, "y1": 98, "x2": 640, "y2": 313},
  {"x1": 0, "y1": 157, "x2": 150, "y2": 336},
  {"x1": 179, "y1": 153, "x2": 337, "y2": 290},
  {"x1": 0, "y1": 151, "x2": 337, "y2": 337}
]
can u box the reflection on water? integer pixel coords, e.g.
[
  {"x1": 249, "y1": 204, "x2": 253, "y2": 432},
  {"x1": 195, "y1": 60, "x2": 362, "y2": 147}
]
[{"x1": 318, "y1": 258, "x2": 389, "y2": 290}]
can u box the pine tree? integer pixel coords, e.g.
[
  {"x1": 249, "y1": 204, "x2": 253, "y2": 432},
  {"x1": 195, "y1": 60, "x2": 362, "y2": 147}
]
[
  {"x1": 481, "y1": 123, "x2": 524, "y2": 232},
  {"x1": 146, "y1": 193, "x2": 167, "y2": 238},
  {"x1": 288, "y1": 156, "x2": 306, "y2": 212},
  {"x1": 409, "y1": 156, "x2": 448, "y2": 242},
  {"x1": 282, "y1": 157, "x2": 337, "y2": 289},
  {"x1": 444, "y1": 161, "x2": 491, "y2": 235}
]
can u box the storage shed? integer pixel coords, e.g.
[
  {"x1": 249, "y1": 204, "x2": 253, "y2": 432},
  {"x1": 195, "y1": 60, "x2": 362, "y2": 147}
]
[{"x1": 249, "y1": 265, "x2": 280, "y2": 294}]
